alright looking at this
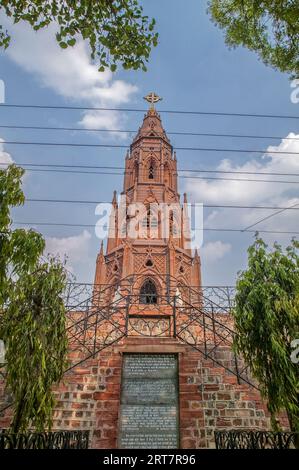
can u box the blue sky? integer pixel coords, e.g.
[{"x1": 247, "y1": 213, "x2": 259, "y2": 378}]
[{"x1": 0, "y1": 0, "x2": 298, "y2": 285}]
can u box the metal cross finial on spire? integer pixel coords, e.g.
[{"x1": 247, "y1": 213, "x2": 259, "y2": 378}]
[{"x1": 143, "y1": 92, "x2": 162, "y2": 110}]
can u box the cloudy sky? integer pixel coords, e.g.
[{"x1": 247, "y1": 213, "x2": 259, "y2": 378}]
[{"x1": 0, "y1": 0, "x2": 298, "y2": 285}]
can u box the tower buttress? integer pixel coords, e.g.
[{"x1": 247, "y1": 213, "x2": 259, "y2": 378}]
[
  {"x1": 94, "y1": 240, "x2": 106, "y2": 285},
  {"x1": 106, "y1": 190, "x2": 118, "y2": 253},
  {"x1": 191, "y1": 248, "x2": 202, "y2": 288}
]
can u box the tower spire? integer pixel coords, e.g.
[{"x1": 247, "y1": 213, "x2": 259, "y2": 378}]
[{"x1": 112, "y1": 190, "x2": 117, "y2": 207}]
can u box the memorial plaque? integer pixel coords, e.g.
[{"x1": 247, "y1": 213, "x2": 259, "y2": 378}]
[{"x1": 118, "y1": 354, "x2": 179, "y2": 449}]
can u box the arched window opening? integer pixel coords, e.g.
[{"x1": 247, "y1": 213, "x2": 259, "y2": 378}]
[
  {"x1": 121, "y1": 222, "x2": 127, "y2": 236},
  {"x1": 142, "y1": 206, "x2": 150, "y2": 228},
  {"x1": 139, "y1": 279, "x2": 157, "y2": 304},
  {"x1": 142, "y1": 206, "x2": 158, "y2": 230},
  {"x1": 148, "y1": 160, "x2": 155, "y2": 180},
  {"x1": 147, "y1": 206, "x2": 151, "y2": 228}
]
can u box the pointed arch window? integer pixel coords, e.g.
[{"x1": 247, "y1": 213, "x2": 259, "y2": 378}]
[
  {"x1": 139, "y1": 279, "x2": 157, "y2": 304},
  {"x1": 148, "y1": 160, "x2": 155, "y2": 180},
  {"x1": 142, "y1": 205, "x2": 158, "y2": 230},
  {"x1": 121, "y1": 222, "x2": 127, "y2": 235}
]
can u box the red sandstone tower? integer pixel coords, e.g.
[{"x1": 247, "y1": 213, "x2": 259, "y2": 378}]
[{"x1": 94, "y1": 93, "x2": 202, "y2": 307}]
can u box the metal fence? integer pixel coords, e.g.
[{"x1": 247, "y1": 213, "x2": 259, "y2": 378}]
[
  {"x1": 214, "y1": 430, "x2": 298, "y2": 449},
  {"x1": 0, "y1": 430, "x2": 89, "y2": 449},
  {"x1": 63, "y1": 277, "x2": 254, "y2": 387}
]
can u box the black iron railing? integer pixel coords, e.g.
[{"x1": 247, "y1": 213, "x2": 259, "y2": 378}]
[
  {"x1": 214, "y1": 430, "x2": 298, "y2": 449},
  {"x1": 0, "y1": 430, "x2": 89, "y2": 449},
  {"x1": 62, "y1": 275, "x2": 254, "y2": 387}
]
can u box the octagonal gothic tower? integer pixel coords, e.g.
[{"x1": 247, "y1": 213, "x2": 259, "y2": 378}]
[{"x1": 94, "y1": 96, "x2": 202, "y2": 302}]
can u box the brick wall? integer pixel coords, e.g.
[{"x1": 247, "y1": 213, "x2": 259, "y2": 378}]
[
  {"x1": 179, "y1": 348, "x2": 277, "y2": 448},
  {"x1": 52, "y1": 348, "x2": 123, "y2": 449},
  {"x1": 0, "y1": 337, "x2": 289, "y2": 448}
]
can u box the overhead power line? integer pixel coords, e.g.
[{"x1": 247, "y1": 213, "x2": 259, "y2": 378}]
[
  {"x1": 1, "y1": 103, "x2": 299, "y2": 120},
  {"x1": 5, "y1": 167, "x2": 299, "y2": 184},
  {"x1": 11, "y1": 221, "x2": 299, "y2": 235},
  {"x1": 242, "y1": 202, "x2": 299, "y2": 231},
  {"x1": 180, "y1": 175, "x2": 298, "y2": 184},
  {"x1": 2, "y1": 140, "x2": 299, "y2": 155},
  {"x1": 0, "y1": 124, "x2": 298, "y2": 142},
  {"x1": 1, "y1": 163, "x2": 299, "y2": 184},
  {"x1": 1, "y1": 162, "x2": 299, "y2": 177},
  {"x1": 22, "y1": 168, "x2": 299, "y2": 184},
  {"x1": 24, "y1": 199, "x2": 299, "y2": 211}
]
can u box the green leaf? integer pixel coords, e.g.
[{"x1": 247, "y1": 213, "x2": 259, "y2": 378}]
[
  {"x1": 208, "y1": 0, "x2": 299, "y2": 78},
  {"x1": 0, "y1": 0, "x2": 158, "y2": 73}
]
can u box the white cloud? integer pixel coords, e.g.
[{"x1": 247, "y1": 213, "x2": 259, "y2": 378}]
[
  {"x1": 3, "y1": 19, "x2": 137, "y2": 134},
  {"x1": 0, "y1": 138, "x2": 31, "y2": 181},
  {"x1": 78, "y1": 109, "x2": 129, "y2": 140},
  {"x1": 186, "y1": 134, "x2": 299, "y2": 234},
  {"x1": 187, "y1": 133, "x2": 299, "y2": 206},
  {"x1": 201, "y1": 240, "x2": 231, "y2": 263},
  {"x1": 0, "y1": 138, "x2": 13, "y2": 167},
  {"x1": 45, "y1": 230, "x2": 92, "y2": 273}
]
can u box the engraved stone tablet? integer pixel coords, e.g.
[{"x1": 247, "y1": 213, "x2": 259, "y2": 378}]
[{"x1": 118, "y1": 354, "x2": 179, "y2": 449}]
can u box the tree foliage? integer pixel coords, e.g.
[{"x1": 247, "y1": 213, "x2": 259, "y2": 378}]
[
  {"x1": 0, "y1": 0, "x2": 158, "y2": 72},
  {"x1": 0, "y1": 165, "x2": 68, "y2": 432},
  {"x1": 0, "y1": 166, "x2": 45, "y2": 306},
  {"x1": 208, "y1": 0, "x2": 299, "y2": 78},
  {"x1": 233, "y1": 237, "x2": 299, "y2": 431},
  {"x1": 1, "y1": 259, "x2": 68, "y2": 433}
]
